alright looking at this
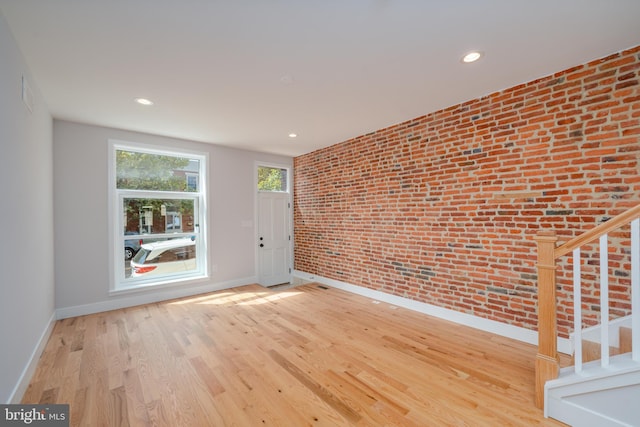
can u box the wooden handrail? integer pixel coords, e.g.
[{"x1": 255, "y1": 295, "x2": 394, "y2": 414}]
[{"x1": 555, "y1": 204, "x2": 640, "y2": 258}]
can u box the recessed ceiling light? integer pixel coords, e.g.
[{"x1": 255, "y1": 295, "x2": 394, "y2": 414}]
[
  {"x1": 288, "y1": 133, "x2": 298, "y2": 138},
  {"x1": 280, "y1": 74, "x2": 295, "y2": 86},
  {"x1": 135, "y1": 98, "x2": 154, "y2": 106},
  {"x1": 462, "y1": 51, "x2": 483, "y2": 63}
]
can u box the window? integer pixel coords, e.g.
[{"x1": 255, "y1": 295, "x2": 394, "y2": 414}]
[
  {"x1": 186, "y1": 173, "x2": 198, "y2": 191},
  {"x1": 257, "y1": 166, "x2": 288, "y2": 192},
  {"x1": 110, "y1": 141, "x2": 207, "y2": 290}
]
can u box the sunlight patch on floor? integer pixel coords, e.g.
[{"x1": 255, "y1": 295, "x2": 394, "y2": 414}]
[
  {"x1": 168, "y1": 288, "x2": 304, "y2": 306},
  {"x1": 237, "y1": 291, "x2": 303, "y2": 306}
]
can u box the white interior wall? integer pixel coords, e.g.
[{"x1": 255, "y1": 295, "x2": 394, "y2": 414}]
[
  {"x1": 1, "y1": 9, "x2": 292, "y2": 401},
  {"x1": 0, "y1": 11, "x2": 55, "y2": 403},
  {"x1": 53, "y1": 120, "x2": 292, "y2": 316}
]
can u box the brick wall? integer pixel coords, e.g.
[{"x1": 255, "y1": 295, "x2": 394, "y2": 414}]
[{"x1": 294, "y1": 46, "x2": 640, "y2": 336}]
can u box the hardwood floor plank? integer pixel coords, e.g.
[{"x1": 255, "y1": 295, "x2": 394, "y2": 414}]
[
  {"x1": 56, "y1": 372, "x2": 80, "y2": 413},
  {"x1": 122, "y1": 369, "x2": 150, "y2": 426},
  {"x1": 189, "y1": 356, "x2": 226, "y2": 397},
  {"x1": 71, "y1": 387, "x2": 87, "y2": 427},
  {"x1": 145, "y1": 399, "x2": 169, "y2": 427},
  {"x1": 269, "y1": 348, "x2": 362, "y2": 424},
  {"x1": 239, "y1": 341, "x2": 350, "y2": 426},
  {"x1": 108, "y1": 386, "x2": 130, "y2": 427},
  {"x1": 39, "y1": 387, "x2": 58, "y2": 404},
  {"x1": 22, "y1": 283, "x2": 566, "y2": 426},
  {"x1": 21, "y1": 379, "x2": 44, "y2": 404}
]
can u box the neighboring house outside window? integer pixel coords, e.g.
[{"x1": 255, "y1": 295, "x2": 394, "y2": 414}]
[{"x1": 186, "y1": 172, "x2": 198, "y2": 192}]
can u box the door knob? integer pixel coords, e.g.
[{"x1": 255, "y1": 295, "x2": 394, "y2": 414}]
[{"x1": 259, "y1": 243, "x2": 264, "y2": 247}]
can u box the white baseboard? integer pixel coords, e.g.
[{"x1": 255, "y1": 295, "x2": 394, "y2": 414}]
[
  {"x1": 293, "y1": 270, "x2": 572, "y2": 355},
  {"x1": 56, "y1": 276, "x2": 257, "y2": 319},
  {"x1": 9, "y1": 312, "x2": 56, "y2": 404}
]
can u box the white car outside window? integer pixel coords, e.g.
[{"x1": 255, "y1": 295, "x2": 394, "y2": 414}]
[{"x1": 130, "y1": 238, "x2": 196, "y2": 277}]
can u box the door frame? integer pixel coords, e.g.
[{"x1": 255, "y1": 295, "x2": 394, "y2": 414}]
[{"x1": 254, "y1": 161, "x2": 293, "y2": 285}]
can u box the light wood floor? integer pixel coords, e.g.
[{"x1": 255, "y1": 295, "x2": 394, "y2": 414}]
[{"x1": 23, "y1": 283, "x2": 568, "y2": 426}]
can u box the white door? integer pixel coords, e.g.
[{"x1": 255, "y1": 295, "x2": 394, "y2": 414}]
[{"x1": 257, "y1": 191, "x2": 291, "y2": 286}]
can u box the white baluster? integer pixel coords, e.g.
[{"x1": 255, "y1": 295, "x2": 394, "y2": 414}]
[
  {"x1": 632, "y1": 218, "x2": 639, "y2": 362},
  {"x1": 600, "y1": 234, "x2": 609, "y2": 368},
  {"x1": 573, "y1": 248, "x2": 582, "y2": 373}
]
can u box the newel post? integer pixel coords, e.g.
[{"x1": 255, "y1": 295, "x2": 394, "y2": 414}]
[{"x1": 533, "y1": 231, "x2": 560, "y2": 409}]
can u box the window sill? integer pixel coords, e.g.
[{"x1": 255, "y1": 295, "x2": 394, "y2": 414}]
[{"x1": 110, "y1": 274, "x2": 209, "y2": 296}]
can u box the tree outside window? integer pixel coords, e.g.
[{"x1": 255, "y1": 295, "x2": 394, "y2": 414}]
[{"x1": 258, "y1": 166, "x2": 287, "y2": 192}]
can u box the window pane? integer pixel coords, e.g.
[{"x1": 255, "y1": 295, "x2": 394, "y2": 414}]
[
  {"x1": 123, "y1": 198, "x2": 195, "y2": 235},
  {"x1": 122, "y1": 197, "x2": 197, "y2": 278},
  {"x1": 116, "y1": 150, "x2": 200, "y2": 192},
  {"x1": 258, "y1": 166, "x2": 287, "y2": 192},
  {"x1": 186, "y1": 173, "x2": 198, "y2": 191},
  {"x1": 128, "y1": 237, "x2": 198, "y2": 279}
]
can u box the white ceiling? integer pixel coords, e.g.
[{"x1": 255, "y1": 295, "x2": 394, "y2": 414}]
[{"x1": 2, "y1": 1, "x2": 640, "y2": 157}]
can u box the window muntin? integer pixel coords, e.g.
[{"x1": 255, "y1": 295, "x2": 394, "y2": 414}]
[{"x1": 111, "y1": 142, "x2": 207, "y2": 290}]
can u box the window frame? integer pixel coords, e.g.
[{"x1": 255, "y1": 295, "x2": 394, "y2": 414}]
[{"x1": 108, "y1": 139, "x2": 209, "y2": 293}]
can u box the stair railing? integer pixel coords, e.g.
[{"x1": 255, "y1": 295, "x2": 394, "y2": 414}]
[{"x1": 533, "y1": 203, "x2": 640, "y2": 409}]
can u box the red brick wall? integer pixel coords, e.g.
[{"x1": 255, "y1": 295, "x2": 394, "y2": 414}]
[{"x1": 294, "y1": 46, "x2": 640, "y2": 336}]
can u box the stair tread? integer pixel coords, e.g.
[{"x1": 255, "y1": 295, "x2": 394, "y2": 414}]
[{"x1": 573, "y1": 325, "x2": 633, "y2": 364}]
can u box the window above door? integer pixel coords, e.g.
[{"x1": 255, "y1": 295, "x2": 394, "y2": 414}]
[{"x1": 257, "y1": 166, "x2": 288, "y2": 192}]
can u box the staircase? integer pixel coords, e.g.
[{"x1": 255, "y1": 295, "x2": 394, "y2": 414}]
[
  {"x1": 534, "y1": 204, "x2": 640, "y2": 426},
  {"x1": 547, "y1": 316, "x2": 639, "y2": 426}
]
